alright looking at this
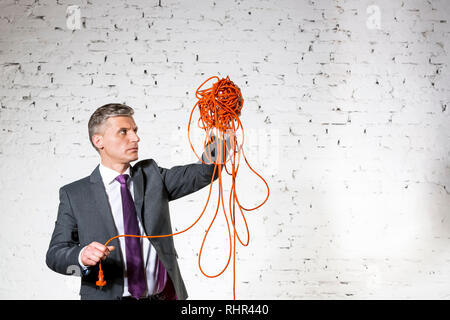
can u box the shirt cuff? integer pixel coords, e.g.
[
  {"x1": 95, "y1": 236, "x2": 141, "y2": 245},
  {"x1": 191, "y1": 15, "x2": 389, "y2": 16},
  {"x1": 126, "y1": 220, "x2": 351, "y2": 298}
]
[{"x1": 78, "y1": 246, "x2": 91, "y2": 276}]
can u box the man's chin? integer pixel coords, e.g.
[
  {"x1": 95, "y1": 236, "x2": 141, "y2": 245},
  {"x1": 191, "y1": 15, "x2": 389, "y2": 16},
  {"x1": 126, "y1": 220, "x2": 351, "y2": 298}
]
[
  {"x1": 130, "y1": 155, "x2": 139, "y2": 162},
  {"x1": 125, "y1": 153, "x2": 139, "y2": 163}
]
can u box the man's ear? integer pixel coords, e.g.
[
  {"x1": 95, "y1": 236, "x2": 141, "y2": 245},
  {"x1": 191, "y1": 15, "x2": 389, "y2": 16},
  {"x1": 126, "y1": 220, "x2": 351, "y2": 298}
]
[{"x1": 92, "y1": 134, "x2": 104, "y2": 150}]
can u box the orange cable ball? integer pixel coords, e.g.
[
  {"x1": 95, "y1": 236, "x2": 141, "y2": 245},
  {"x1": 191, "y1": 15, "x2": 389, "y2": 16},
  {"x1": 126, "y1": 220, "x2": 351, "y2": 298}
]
[{"x1": 195, "y1": 76, "x2": 243, "y2": 132}]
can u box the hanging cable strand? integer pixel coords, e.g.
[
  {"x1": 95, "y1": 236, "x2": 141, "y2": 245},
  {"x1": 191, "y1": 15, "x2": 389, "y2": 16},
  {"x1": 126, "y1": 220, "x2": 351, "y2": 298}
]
[{"x1": 96, "y1": 76, "x2": 270, "y2": 300}]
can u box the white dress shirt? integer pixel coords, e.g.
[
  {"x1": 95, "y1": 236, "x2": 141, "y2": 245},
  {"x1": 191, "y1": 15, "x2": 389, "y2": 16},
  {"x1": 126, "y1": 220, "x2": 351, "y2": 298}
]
[{"x1": 78, "y1": 163, "x2": 166, "y2": 297}]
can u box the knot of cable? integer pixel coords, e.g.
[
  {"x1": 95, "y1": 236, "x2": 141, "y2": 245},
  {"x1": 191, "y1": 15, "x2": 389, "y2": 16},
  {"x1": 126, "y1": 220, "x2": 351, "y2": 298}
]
[{"x1": 196, "y1": 76, "x2": 243, "y2": 133}]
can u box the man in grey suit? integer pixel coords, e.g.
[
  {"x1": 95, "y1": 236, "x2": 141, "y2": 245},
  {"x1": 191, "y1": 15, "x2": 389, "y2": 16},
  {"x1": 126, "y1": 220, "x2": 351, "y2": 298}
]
[{"x1": 46, "y1": 103, "x2": 224, "y2": 300}]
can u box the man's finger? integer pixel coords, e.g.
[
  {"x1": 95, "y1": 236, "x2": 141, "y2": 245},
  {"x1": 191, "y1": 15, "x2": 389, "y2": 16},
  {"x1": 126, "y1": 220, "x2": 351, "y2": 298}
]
[
  {"x1": 90, "y1": 241, "x2": 108, "y2": 252},
  {"x1": 86, "y1": 256, "x2": 99, "y2": 266},
  {"x1": 90, "y1": 247, "x2": 106, "y2": 260},
  {"x1": 87, "y1": 254, "x2": 100, "y2": 264}
]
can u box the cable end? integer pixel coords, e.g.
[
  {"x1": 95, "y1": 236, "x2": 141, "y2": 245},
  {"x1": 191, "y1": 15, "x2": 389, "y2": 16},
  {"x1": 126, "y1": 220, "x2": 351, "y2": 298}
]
[{"x1": 96, "y1": 268, "x2": 107, "y2": 287}]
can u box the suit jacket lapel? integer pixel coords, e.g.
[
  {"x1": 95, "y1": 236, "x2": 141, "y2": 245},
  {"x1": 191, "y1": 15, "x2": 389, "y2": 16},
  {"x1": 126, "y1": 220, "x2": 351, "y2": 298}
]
[
  {"x1": 130, "y1": 163, "x2": 162, "y2": 239},
  {"x1": 89, "y1": 165, "x2": 119, "y2": 240}
]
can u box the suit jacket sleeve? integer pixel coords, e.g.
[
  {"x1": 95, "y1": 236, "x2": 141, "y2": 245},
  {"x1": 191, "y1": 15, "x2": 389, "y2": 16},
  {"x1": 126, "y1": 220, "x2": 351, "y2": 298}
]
[
  {"x1": 46, "y1": 187, "x2": 83, "y2": 276},
  {"x1": 159, "y1": 136, "x2": 229, "y2": 201}
]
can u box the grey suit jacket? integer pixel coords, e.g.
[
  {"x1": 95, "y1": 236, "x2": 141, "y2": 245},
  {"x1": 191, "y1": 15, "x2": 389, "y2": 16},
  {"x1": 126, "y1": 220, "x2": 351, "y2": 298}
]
[{"x1": 46, "y1": 146, "x2": 222, "y2": 300}]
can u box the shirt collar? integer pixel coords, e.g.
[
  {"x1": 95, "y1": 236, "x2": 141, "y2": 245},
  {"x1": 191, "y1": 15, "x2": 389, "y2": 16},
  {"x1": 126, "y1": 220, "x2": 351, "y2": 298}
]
[{"x1": 99, "y1": 163, "x2": 132, "y2": 186}]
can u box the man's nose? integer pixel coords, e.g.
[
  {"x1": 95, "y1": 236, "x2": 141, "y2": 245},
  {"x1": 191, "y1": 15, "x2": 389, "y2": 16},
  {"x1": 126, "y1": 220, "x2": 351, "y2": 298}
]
[{"x1": 130, "y1": 131, "x2": 140, "y2": 142}]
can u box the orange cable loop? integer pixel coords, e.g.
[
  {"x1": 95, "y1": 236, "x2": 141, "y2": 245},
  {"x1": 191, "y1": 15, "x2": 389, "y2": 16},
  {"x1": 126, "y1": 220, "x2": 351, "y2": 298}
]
[{"x1": 97, "y1": 76, "x2": 270, "y2": 300}]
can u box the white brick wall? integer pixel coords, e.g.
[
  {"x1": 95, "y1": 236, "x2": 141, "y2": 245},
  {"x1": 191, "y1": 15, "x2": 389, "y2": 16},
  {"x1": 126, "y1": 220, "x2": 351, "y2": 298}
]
[{"x1": 0, "y1": 0, "x2": 449, "y2": 299}]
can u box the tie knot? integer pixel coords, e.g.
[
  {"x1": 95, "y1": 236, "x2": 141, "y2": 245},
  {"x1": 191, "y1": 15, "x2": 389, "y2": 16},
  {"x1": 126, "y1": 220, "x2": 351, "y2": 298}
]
[{"x1": 115, "y1": 174, "x2": 130, "y2": 185}]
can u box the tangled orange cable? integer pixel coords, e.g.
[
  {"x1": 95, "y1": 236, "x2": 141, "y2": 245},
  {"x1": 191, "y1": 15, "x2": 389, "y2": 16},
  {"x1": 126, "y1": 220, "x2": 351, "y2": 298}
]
[{"x1": 96, "y1": 76, "x2": 270, "y2": 300}]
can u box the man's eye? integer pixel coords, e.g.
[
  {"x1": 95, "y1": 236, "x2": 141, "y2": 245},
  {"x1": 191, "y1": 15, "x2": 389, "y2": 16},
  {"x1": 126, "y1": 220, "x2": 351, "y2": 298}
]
[{"x1": 120, "y1": 129, "x2": 127, "y2": 134}]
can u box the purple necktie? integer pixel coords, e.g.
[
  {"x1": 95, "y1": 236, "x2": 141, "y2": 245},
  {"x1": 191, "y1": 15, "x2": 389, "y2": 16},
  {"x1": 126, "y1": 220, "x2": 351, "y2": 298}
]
[{"x1": 116, "y1": 174, "x2": 147, "y2": 299}]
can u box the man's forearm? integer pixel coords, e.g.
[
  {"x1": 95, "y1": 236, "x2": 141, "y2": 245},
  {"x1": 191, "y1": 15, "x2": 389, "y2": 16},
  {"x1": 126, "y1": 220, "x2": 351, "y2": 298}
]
[
  {"x1": 46, "y1": 187, "x2": 83, "y2": 276},
  {"x1": 46, "y1": 240, "x2": 83, "y2": 276}
]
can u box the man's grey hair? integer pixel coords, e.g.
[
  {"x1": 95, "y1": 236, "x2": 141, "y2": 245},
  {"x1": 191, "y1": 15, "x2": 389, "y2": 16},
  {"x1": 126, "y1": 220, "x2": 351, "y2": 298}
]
[{"x1": 88, "y1": 103, "x2": 134, "y2": 151}]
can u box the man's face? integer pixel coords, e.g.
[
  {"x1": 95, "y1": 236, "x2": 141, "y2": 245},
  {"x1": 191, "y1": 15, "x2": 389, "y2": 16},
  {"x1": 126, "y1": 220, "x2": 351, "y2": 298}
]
[{"x1": 93, "y1": 116, "x2": 140, "y2": 164}]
